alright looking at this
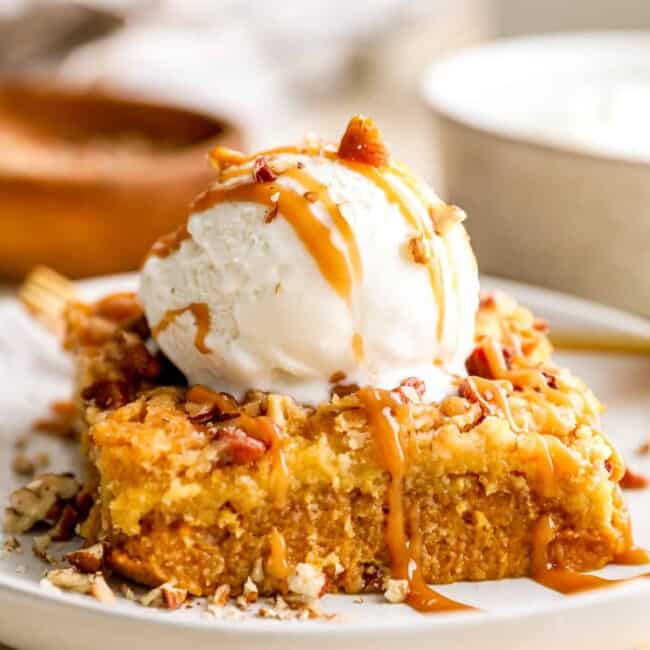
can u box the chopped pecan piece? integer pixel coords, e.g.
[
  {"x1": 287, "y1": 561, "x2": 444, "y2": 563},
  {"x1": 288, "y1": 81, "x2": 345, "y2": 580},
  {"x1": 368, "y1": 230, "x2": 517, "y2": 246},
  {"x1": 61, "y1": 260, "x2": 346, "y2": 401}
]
[
  {"x1": 288, "y1": 563, "x2": 327, "y2": 600},
  {"x1": 337, "y1": 115, "x2": 389, "y2": 167},
  {"x1": 429, "y1": 204, "x2": 466, "y2": 236},
  {"x1": 209, "y1": 584, "x2": 231, "y2": 607},
  {"x1": 186, "y1": 400, "x2": 239, "y2": 425},
  {"x1": 458, "y1": 379, "x2": 493, "y2": 416},
  {"x1": 620, "y1": 467, "x2": 650, "y2": 489},
  {"x1": 4, "y1": 473, "x2": 79, "y2": 534},
  {"x1": 81, "y1": 380, "x2": 130, "y2": 410},
  {"x1": 465, "y1": 343, "x2": 512, "y2": 379},
  {"x1": 49, "y1": 504, "x2": 79, "y2": 541},
  {"x1": 331, "y1": 383, "x2": 360, "y2": 398},
  {"x1": 67, "y1": 544, "x2": 104, "y2": 574},
  {"x1": 242, "y1": 577, "x2": 259, "y2": 603},
  {"x1": 383, "y1": 578, "x2": 409, "y2": 603},
  {"x1": 264, "y1": 204, "x2": 279, "y2": 223},
  {"x1": 93, "y1": 292, "x2": 143, "y2": 323},
  {"x1": 119, "y1": 339, "x2": 162, "y2": 379},
  {"x1": 161, "y1": 583, "x2": 188, "y2": 610},
  {"x1": 253, "y1": 156, "x2": 277, "y2": 183},
  {"x1": 408, "y1": 236, "x2": 430, "y2": 264},
  {"x1": 74, "y1": 486, "x2": 95, "y2": 517},
  {"x1": 542, "y1": 370, "x2": 559, "y2": 389},
  {"x1": 45, "y1": 568, "x2": 114, "y2": 603},
  {"x1": 216, "y1": 428, "x2": 268, "y2": 465},
  {"x1": 397, "y1": 377, "x2": 426, "y2": 403}
]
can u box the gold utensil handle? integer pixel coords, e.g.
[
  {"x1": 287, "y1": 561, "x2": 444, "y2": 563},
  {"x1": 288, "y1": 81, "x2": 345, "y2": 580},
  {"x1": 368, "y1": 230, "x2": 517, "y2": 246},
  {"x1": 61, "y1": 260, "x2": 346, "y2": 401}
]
[{"x1": 551, "y1": 332, "x2": 650, "y2": 356}]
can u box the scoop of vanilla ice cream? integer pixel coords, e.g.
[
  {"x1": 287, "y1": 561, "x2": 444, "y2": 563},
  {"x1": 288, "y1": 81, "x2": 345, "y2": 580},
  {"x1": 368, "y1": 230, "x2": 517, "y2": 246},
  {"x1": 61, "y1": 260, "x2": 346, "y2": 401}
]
[{"x1": 140, "y1": 129, "x2": 479, "y2": 404}]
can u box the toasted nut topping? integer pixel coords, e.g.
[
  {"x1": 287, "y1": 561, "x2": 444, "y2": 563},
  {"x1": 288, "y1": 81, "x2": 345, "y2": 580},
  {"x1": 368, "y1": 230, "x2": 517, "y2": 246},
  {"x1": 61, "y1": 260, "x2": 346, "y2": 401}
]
[
  {"x1": 45, "y1": 568, "x2": 114, "y2": 604},
  {"x1": 209, "y1": 584, "x2": 231, "y2": 607},
  {"x1": 253, "y1": 156, "x2": 277, "y2": 183},
  {"x1": 161, "y1": 583, "x2": 188, "y2": 610},
  {"x1": 67, "y1": 544, "x2": 104, "y2": 574},
  {"x1": 287, "y1": 563, "x2": 326, "y2": 600},
  {"x1": 242, "y1": 577, "x2": 259, "y2": 603},
  {"x1": 466, "y1": 343, "x2": 512, "y2": 379},
  {"x1": 430, "y1": 204, "x2": 466, "y2": 236},
  {"x1": 408, "y1": 236, "x2": 430, "y2": 264},
  {"x1": 264, "y1": 204, "x2": 279, "y2": 224},
  {"x1": 383, "y1": 578, "x2": 409, "y2": 603},
  {"x1": 32, "y1": 535, "x2": 54, "y2": 564},
  {"x1": 92, "y1": 292, "x2": 143, "y2": 323},
  {"x1": 139, "y1": 585, "x2": 164, "y2": 608},
  {"x1": 49, "y1": 504, "x2": 79, "y2": 541},
  {"x1": 4, "y1": 473, "x2": 80, "y2": 534},
  {"x1": 337, "y1": 115, "x2": 389, "y2": 167},
  {"x1": 215, "y1": 427, "x2": 268, "y2": 465},
  {"x1": 81, "y1": 380, "x2": 130, "y2": 410},
  {"x1": 394, "y1": 377, "x2": 426, "y2": 403},
  {"x1": 90, "y1": 574, "x2": 115, "y2": 603}
]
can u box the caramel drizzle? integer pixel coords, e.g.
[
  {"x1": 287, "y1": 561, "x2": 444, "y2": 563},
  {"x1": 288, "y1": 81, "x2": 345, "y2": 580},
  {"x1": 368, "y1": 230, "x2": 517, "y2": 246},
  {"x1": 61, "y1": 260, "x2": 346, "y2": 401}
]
[
  {"x1": 358, "y1": 387, "x2": 472, "y2": 613},
  {"x1": 331, "y1": 155, "x2": 446, "y2": 339},
  {"x1": 352, "y1": 332, "x2": 364, "y2": 362},
  {"x1": 153, "y1": 303, "x2": 211, "y2": 353},
  {"x1": 185, "y1": 385, "x2": 289, "y2": 508},
  {"x1": 148, "y1": 224, "x2": 190, "y2": 259},
  {"x1": 467, "y1": 375, "x2": 520, "y2": 432},
  {"x1": 481, "y1": 337, "x2": 598, "y2": 427},
  {"x1": 531, "y1": 515, "x2": 650, "y2": 594},
  {"x1": 283, "y1": 166, "x2": 363, "y2": 285},
  {"x1": 193, "y1": 181, "x2": 356, "y2": 304},
  {"x1": 266, "y1": 527, "x2": 291, "y2": 580},
  {"x1": 238, "y1": 412, "x2": 288, "y2": 509}
]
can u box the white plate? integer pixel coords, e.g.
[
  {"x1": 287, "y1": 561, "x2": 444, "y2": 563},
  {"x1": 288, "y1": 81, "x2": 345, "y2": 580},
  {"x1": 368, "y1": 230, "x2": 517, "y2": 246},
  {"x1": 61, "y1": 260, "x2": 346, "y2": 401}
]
[{"x1": 1, "y1": 274, "x2": 650, "y2": 650}]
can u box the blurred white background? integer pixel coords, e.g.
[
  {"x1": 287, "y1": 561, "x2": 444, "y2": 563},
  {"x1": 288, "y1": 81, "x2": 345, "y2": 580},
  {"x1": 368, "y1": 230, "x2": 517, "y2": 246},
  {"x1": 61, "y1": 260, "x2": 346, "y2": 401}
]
[{"x1": 2, "y1": 0, "x2": 650, "y2": 180}]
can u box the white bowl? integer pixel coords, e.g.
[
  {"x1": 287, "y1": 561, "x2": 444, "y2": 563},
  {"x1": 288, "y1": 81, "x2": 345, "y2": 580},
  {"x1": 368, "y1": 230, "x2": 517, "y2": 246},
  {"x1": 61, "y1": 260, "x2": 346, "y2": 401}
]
[{"x1": 422, "y1": 32, "x2": 650, "y2": 317}]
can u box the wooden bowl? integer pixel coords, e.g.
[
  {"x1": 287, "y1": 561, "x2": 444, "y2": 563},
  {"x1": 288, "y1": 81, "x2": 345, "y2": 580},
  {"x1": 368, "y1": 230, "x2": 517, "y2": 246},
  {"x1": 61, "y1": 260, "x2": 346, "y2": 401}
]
[{"x1": 0, "y1": 81, "x2": 244, "y2": 279}]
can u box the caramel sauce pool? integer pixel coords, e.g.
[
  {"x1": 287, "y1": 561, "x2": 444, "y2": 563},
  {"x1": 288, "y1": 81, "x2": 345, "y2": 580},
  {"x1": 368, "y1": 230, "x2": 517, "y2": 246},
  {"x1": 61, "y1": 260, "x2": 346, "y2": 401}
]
[{"x1": 531, "y1": 515, "x2": 650, "y2": 594}]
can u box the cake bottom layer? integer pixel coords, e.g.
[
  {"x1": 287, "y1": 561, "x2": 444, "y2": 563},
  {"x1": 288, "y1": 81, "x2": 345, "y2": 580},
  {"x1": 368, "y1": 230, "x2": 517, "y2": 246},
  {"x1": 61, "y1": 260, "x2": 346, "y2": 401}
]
[{"x1": 101, "y1": 474, "x2": 628, "y2": 596}]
